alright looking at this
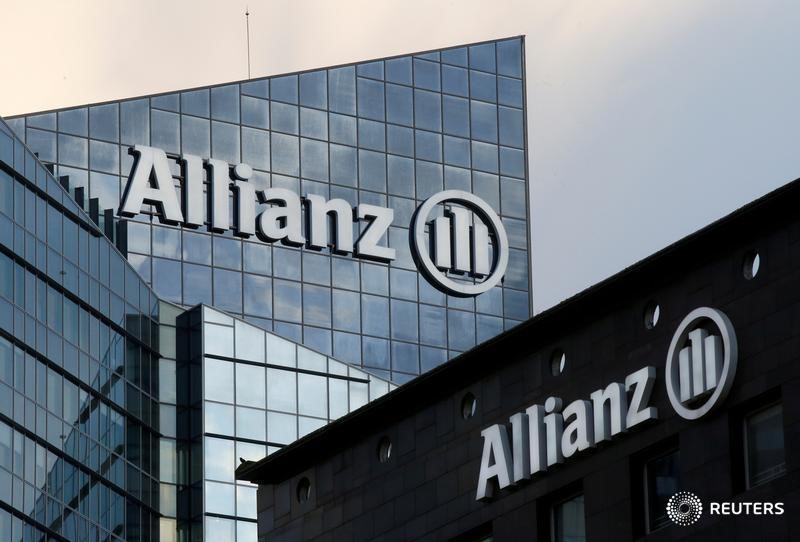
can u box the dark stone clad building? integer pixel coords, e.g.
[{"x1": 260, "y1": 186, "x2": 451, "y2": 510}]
[{"x1": 237, "y1": 178, "x2": 800, "y2": 541}]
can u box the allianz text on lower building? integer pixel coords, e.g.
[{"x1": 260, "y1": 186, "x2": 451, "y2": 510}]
[
  {"x1": 1, "y1": 38, "x2": 530, "y2": 540},
  {"x1": 237, "y1": 179, "x2": 800, "y2": 541}
]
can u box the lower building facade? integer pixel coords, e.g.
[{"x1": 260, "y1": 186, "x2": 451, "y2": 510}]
[{"x1": 237, "y1": 177, "x2": 800, "y2": 541}]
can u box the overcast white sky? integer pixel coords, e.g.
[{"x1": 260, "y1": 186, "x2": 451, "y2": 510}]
[{"x1": 2, "y1": 0, "x2": 798, "y2": 313}]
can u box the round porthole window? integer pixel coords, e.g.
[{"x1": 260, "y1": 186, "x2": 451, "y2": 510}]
[
  {"x1": 742, "y1": 251, "x2": 760, "y2": 280},
  {"x1": 296, "y1": 477, "x2": 311, "y2": 503},
  {"x1": 377, "y1": 437, "x2": 392, "y2": 463},
  {"x1": 643, "y1": 301, "x2": 661, "y2": 330},
  {"x1": 461, "y1": 393, "x2": 477, "y2": 419},
  {"x1": 550, "y1": 349, "x2": 566, "y2": 376}
]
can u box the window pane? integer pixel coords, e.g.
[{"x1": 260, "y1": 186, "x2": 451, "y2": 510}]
[
  {"x1": 204, "y1": 358, "x2": 234, "y2": 403},
  {"x1": 211, "y1": 84, "x2": 240, "y2": 123},
  {"x1": 329, "y1": 67, "x2": 356, "y2": 115},
  {"x1": 300, "y1": 71, "x2": 327, "y2": 108},
  {"x1": 267, "y1": 368, "x2": 296, "y2": 412},
  {"x1": 236, "y1": 406, "x2": 266, "y2": 441},
  {"x1": 746, "y1": 404, "x2": 786, "y2": 487},
  {"x1": 646, "y1": 450, "x2": 679, "y2": 531},
  {"x1": 242, "y1": 96, "x2": 269, "y2": 130},
  {"x1": 554, "y1": 494, "x2": 585, "y2": 542},
  {"x1": 204, "y1": 437, "x2": 235, "y2": 481},
  {"x1": 357, "y1": 78, "x2": 385, "y2": 121},
  {"x1": 297, "y1": 374, "x2": 328, "y2": 418},
  {"x1": 267, "y1": 411, "x2": 297, "y2": 444},
  {"x1": 205, "y1": 401, "x2": 234, "y2": 436},
  {"x1": 236, "y1": 364, "x2": 265, "y2": 408},
  {"x1": 205, "y1": 481, "x2": 235, "y2": 515}
]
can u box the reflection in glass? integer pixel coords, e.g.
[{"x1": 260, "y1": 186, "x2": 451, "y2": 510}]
[
  {"x1": 329, "y1": 67, "x2": 356, "y2": 115},
  {"x1": 211, "y1": 121, "x2": 240, "y2": 163},
  {"x1": 442, "y1": 65, "x2": 469, "y2": 97},
  {"x1": 358, "y1": 150, "x2": 386, "y2": 192},
  {"x1": 301, "y1": 138, "x2": 328, "y2": 181},
  {"x1": 152, "y1": 258, "x2": 181, "y2": 302},
  {"x1": 299, "y1": 416, "x2": 326, "y2": 438},
  {"x1": 243, "y1": 242, "x2": 271, "y2": 275},
  {"x1": 386, "y1": 84, "x2": 413, "y2": 126},
  {"x1": 746, "y1": 404, "x2": 786, "y2": 488},
  {"x1": 300, "y1": 107, "x2": 328, "y2": 140},
  {"x1": 645, "y1": 450, "x2": 679, "y2": 531},
  {"x1": 151, "y1": 110, "x2": 180, "y2": 153},
  {"x1": 58, "y1": 134, "x2": 88, "y2": 168},
  {"x1": 414, "y1": 90, "x2": 441, "y2": 132},
  {"x1": 267, "y1": 411, "x2": 297, "y2": 444},
  {"x1": 182, "y1": 231, "x2": 212, "y2": 265},
  {"x1": 211, "y1": 85, "x2": 240, "y2": 123},
  {"x1": 443, "y1": 96, "x2": 470, "y2": 137},
  {"x1": 243, "y1": 274, "x2": 271, "y2": 318},
  {"x1": 469, "y1": 43, "x2": 496, "y2": 73},
  {"x1": 204, "y1": 437, "x2": 235, "y2": 481},
  {"x1": 213, "y1": 269, "x2": 243, "y2": 314},
  {"x1": 553, "y1": 494, "x2": 586, "y2": 542},
  {"x1": 297, "y1": 374, "x2": 328, "y2": 418},
  {"x1": 237, "y1": 485, "x2": 258, "y2": 519},
  {"x1": 330, "y1": 144, "x2": 357, "y2": 187},
  {"x1": 332, "y1": 290, "x2": 360, "y2": 332},
  {"x1": 267, "y1": 334, "x2": 296, "y2": 366},
  {"x1": 470, "y1": 71, "x2": 497, "y2": 102},
  {"x1": 362, "y1": 295, "x2": 389, "y2": 338},
  {"x1": 205, "y1": 516, "x2": 235, "y2": 541},
  {"x1": 205, "y1": 401, "x2": 235, "y2": 436},
  {"x1": 236, "y1": 406, "x2": 266, "y2": 441},
  {"x1": 204, "y1": 357, "x2": 234, "y2": 403},
  {"x1": 271, "y1": 133, "x2": 300, "y2": 176},
  {"x1": 299, "y1": 71, "x2": 327, "y2": 108},
  {"x1": 386, "y1": 57, "x2": 412, "y2": 84},
  {"x1": 267, "y1": 369, "x2": 296, "y2": 412},
  {"x1": 329, "y1": 112, "x2": 356, "y2": 146},
  {"x1": 271, "y1": 75, "x2": 298, "y2": 104},
  {"x1": 413, "y1": 58, "x2": 440, "y2": 91},
  {"x1": 205, "y1": 480, "x2": 236, "y2": 515},
  {"x1": 273, "y1": 280, "x2": 302, "y2": 323},
  {"x1": 236, "y1": 364, "x2": 266, "y2": 408},
  {"x1": 236, "y1": 320, "x2": 265, "y2": 363},
  {"x1": 181, "y1": 89, "x2": 210, "y2": 117},
  {"x1": 303, "y1": 285, "x2": 331, "y2": 327},
  {"x1": 357, "y1": 78, "x2": 385, "y2": 121},
  {"x1": 241, "y1": 96, "x2": 269, "y2": 131}
]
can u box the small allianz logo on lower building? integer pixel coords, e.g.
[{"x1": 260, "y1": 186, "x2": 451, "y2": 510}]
[{"x1": 666, "y1": 491, "x2": 785, "y2": 527}]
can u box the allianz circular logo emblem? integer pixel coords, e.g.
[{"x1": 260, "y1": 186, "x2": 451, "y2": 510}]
[
  {"x1": 666, "y1": 491, "x2": 703, "y2": 526},
  {"x1": 411, "y1": 190, "x2": 509, "y2": 297},
  {"x1": 665, "y1": 307, "x2": 738, "y2": 420}
]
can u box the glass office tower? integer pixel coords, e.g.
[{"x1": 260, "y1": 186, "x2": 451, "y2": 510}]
[
  {"x1": 3, "y1": 37, "x2": 531, "y2": 541},
  {"x1": 0, "y1": 118, "x2": 160, "y2": 539},
  {"x1": 9, "y1": 36, "x2": 531, "y2": 385}
]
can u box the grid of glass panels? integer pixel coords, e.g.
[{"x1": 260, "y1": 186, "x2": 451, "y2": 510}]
[
  {"x1": 10, "y1": 37, "x2": 531, "y2": 384},
  {"x1": 155, "y1": 301, "x2": 182, "y2": 542},
  {"x1": 0, "y1": 118, "x2": 161, "y2": 539},
  {"x1": 193, "y1": 306, "x2": 393, "y2": 541}
]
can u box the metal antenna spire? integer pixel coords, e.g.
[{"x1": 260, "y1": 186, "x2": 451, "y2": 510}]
[{"x1": 245, "y1": 7, "x2": 252, "y2": 79}]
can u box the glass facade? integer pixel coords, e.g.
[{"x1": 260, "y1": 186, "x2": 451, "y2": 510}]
[
  {"x1": 0, "y1": 117, "x2": 160, "y2": 539},
  {"x1": 176, "y1": 306, "x2": 392, "y2": 541},
  {"x1": 3, "y1": 37, "x2": 530, "y2": 541},
  {"x1": 10, "y1": 37, "x2": 531, "y2": 385}
]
